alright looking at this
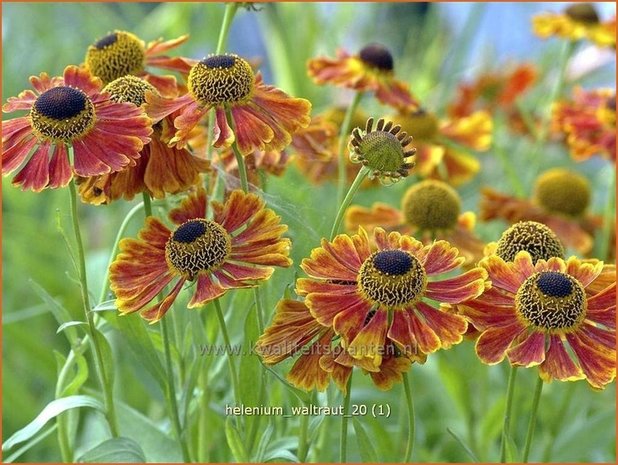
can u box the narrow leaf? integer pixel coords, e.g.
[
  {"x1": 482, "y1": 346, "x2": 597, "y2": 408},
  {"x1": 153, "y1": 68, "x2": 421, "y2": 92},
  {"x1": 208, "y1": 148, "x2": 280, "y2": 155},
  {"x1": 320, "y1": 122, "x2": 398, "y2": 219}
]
[
  {"x1": 352, "y1": 418, "x2": 379, "y2": 462},
  {"x1": 77, "y1": 437, "x2": 146, "y2": 463}
]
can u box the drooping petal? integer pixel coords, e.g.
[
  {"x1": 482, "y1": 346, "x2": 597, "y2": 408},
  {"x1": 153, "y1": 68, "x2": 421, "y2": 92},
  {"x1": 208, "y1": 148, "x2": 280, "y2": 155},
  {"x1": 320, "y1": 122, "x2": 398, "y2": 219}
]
[
  {"x1": 369, "y1": 354, "x2": 412, "y2": 390},
  {"x1": 305, "y1": 291, "x2": 369, "y2": 327},
  {"x1": 475, "y1": 321, "x2": 526, "y2": 365},
  {"x1": 344, "y1": 203, "x2": 404, "y2": 233},
  {"x1": 415, "y1": 301, "x2": 468, "y2": 349},
  {"x1": 187, "y1": 273, "x2": 228, "y2": 307},
  {"x1": 346, "y1": 310, "x2": 389, "y2": 367},
  {"x1": 407, "y1": 307, "x2": 441, "y2": 354},
  {"x1": 425, "y1": 267, "x2": 488, "y2": 303},
  {"x1": 287, "y1": 332, "x2": 332, "y2": 392},
  {"x1": 255, "y1": 299, "x2": 325, "y2": 364},
  {"x1": 12, "y1": 141, "x2": 50, "y2": 191},
  {"x1": 48, "y1": 143, "x2": 72, "y2": 189},
  {"x1": 506, "y1": 331, "x2": 546, "y2": 367},
  {"x1": 539, "y1": 335, "x2": 584, "y2": 383},
  {"x1": 567, "y1": 330, "x2": 616, "y2": 389},
  {"x1": 2, "y1": 133, "x2": 38, "y2": 174},
  {"x1": 141, "y1": 278, "x2": 185, "y2": 323}
]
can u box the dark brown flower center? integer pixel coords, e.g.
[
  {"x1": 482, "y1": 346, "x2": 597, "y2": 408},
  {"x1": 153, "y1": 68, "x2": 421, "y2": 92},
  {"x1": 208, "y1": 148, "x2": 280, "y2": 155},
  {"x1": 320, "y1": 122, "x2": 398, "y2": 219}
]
[
  {"x1": 103, "y1": 75, "x2": 159, "y2": 107},
  {"x1": 359, "y1": 44, "x2": 394, "y2": 71},
  {"x1": 85, "y1": 31, "x2": 146, "y2": 84},
  {"x1": 358, "y1": 249, "x2": 426, "y2": 308},
  {"x1": 166, "y1": 219, "x2": 231, "y2": 280},
  {"x1": 516, "y1": 271, "x2": 586, "y2": 331},
  {"x1": 30, "y1": 86, "x2": 96, "y2": 142},
  {"x1": 495, "y1": 221, "x2": 564, "y2": 264},
  {"x1": 565, "y1": 3, "x2": 599, "y2": 24},
  {"x1": 188, "y1": 54, "x2": 255, "y2": 106}
]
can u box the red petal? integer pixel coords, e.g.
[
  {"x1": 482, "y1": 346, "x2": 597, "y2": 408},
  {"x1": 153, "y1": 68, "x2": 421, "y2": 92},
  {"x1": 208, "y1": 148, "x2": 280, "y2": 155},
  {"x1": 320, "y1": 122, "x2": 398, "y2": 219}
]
[
  {"x1": 539, "y1": 335, "x2": 584, "y2": 382},
  {"x1": 422, "y1": 240, "x2": 464, "y2": 276},
  {"x1": 475, "y1": 321, "x2": 526, "y2": 365},
  {"x1": 415, "y1": 301, "x2": 467, "y2": 349},
  {"x1": 188, "y1": 274, "x2": 227, "y2": 307},
  {"x1": 506, "y1": 331, "x2": 546, "y2": 367},
  {"x1": 169, "y1": 188, "x2": 208, "y2": 224},
  {"x1": 12, "y1": 141, "x2": 50, "y2": 191},
  {"x1": 567, "y1": 331, "x2": 616, "y2": 389},
  {"x1": 141, "y1": 278, "x2": 185, "y2": 323},
  {"x1": 48, "y1": 144, "x2": 72, "y2": 188}
]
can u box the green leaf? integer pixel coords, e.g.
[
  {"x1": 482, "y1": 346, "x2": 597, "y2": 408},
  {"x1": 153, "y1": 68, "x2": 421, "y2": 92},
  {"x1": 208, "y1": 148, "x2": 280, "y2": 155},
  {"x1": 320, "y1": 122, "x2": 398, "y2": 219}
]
[
  {"x1": 3, "y1": 424, "x2": 58, "y2": 463},
  {"x1": 116, "y1": 400, "x2": 182, "y2": 462},
  {"x1": 446, "y1": 427, "x2": 479, "y2": 462},
  {"x1": 3, "y1": 395, "x2": 104, "y2": 451},
  {"x1": 225, "y1": 417, "x2": 249, "y2": 462},
  {"x1": 29, "y1": 279, "x2": 79, "y2": 346},
  {"x1": 503, "y1": 432, "x2": 518, "y2": 463},
  {"x1": 76, "y1": 437, "x2": 146, "y2": 463},
  {"x1": 91, "y1": 300, "x2": 117, "y2": 312},
  {"x1": 60, "y1": 353, "x2": 89, "y2": 397},
  {"x1": 102, "y1": 312, "x2": 166, "y2": 392},
  {"x1": 352, "y1": 418, "x2": 378, "y2": 462},
  {"x1": 263, "y1": 449, "x2": 300, "y2": 463},
  {"x1": 253, "y1": 421, "x2": 274, "y2": 462},
  {"x1": 92, "y1": 327, "x2": 115, "y2": 395},
  {"x1": 56, "y1": 321, "x2": 88, "y2": 334}
]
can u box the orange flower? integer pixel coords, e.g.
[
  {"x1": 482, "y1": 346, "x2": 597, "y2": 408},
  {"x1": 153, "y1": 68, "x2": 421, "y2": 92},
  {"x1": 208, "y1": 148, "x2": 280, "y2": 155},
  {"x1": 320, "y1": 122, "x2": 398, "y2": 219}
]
[
  {"x1": 255, "y1": 299, "x2": 412, "y2": 393},
  {"x1": 146, "y1": 54, "x2": 311, "y2": 156},
  {"x1": 76, "y1": 76, "x2": 210, "y2": 204},
  {"x1": 480, "y1": 168, "x2": 604, "y2": 255},
  {"x1": 109, "y1": 188, "x2": 291, "y2": 323},
  {"x1": 308, "y1": 44, "x2": 419, "y2": 112},
  {"x1": 459, "y1": 252, "x2": 615, "y2": 389},
  {"x1": 552, "y1": 87, "x2": 615, "y2": 162},
  {"x1": 2, "y1": 66, "x2": 151, "y2": 191},
  {"x1": 390, "y1": 109, "x2": 492, "y2": 186},
  {"x1": 85, "y1": 30, "x2": 194, "y2": 96},
  {"x1": 345, "y1": 180, "x2": 485, "y2": 266},
  {"x1": 532, "y1": 3, "x2": 616, "y2": 48},
  {"x1": 293, "y1": 228, "x2": 488, "y2": 368}
]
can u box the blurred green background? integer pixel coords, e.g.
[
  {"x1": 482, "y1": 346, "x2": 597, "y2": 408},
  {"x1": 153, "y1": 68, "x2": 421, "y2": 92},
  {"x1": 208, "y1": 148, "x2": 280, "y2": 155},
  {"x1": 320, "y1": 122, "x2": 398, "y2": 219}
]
[{"x1": 2, "y1": 2, "x2": 615, "y2": 463}]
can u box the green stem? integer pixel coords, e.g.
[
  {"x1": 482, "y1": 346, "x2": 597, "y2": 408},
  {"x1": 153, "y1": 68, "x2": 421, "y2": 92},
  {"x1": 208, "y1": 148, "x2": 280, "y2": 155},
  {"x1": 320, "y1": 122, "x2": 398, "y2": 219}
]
[
  {"x1": 522, "y1": 377, "x2": 544, "y2": 463},
  {"x1": 297, "y1": 409, "x2": 310, "y2": 462},
  {"x1": 500, "y1": 365, "x2": 518, "y2": 462},
  {"x1": 197, "y1": 368, "x2": 211, "y2": 462},
  {"x1": 224, "y1": 106, "x2": 249, "y2": 192},
  {"x1": 340, "y1": 373, "x2": 353, "y2": 463},
  {"x1": 336, "y1": 92, "x2": 364, "y2": 205},
  {"x1": 143, "y1": 192, "x2": 191, "y2": 462},
  {"x1": 541, "y1": 383, "x2": 575, "y2": 462},
  {"x1": 213, "y1": 298, "x2": 241, "y2": 405},
  {"x1": 330, "y1": 166, "x2": 370, "y2": 239},
  {"x1": 216, "y1": 2, "x2": 240, "y2": 54},
  {"x1": 98, "y1": 201, "x2": 145, "y2": 304},
  {"x1": 55, "y1": 352, "x2": 77, "y2": 462},
  {"x1": 68, "y1": 180, "x2": 119, "y2": 437},
  {"x1": 160, "y1": 316, "x2": 192, "y2": 462},
  {"x1": 402, "y1": 373, "x2": 415, "y2": 462}
]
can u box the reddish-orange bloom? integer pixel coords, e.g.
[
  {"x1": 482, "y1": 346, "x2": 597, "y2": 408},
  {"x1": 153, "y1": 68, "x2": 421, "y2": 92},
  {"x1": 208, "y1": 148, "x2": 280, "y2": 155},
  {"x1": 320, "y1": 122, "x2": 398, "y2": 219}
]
[
  {"x1": 480, "y1": 168, "x2": 603, "y2": 255},
  {"x1": 552, "y1": 87, "x2": 616, "y2": 162},
  {"x1": 296, "y1": 227, "x2": 488, "y2": 367},
  {"x1": 2, "y1": 66, "x2": 151, "y2": 192},
  {"x1": 85, "y1": 30, "x2": 194, "y2": 96},
  {"x1": 146, "y1": 54, "x2": 311, "y2": 156},
  {"x1": 459, "y1": 252, "x2": 615, "y2": 389},
  {"x1": 448, "y1": 63, "x2": 538, "y2": 132},
  {"x1": 109, "y1": 188, "x2": 292, "y2": 323},
  {"x1": 345, "y1": 180, "x2": 485, "y2": 266},
  {"x1": 533, "y1": 3, "x2": 616, "y2": 48},
  {"x1": 76, "y1": 76, "x2": 210, "y2": 204},
  {"x1": 307, "y1": 44, "x2": 419, "y2": 112},
  {"x1": 256, "y1": 299, "x2": 412, "y2": 393},
  {"x1": 390, "y1": 109, "x2": 492, "y2": 186}
]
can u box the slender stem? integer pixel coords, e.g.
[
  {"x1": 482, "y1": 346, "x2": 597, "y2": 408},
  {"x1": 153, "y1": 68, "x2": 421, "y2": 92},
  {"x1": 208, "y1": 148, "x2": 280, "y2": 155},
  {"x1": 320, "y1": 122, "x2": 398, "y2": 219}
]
[
  {"x1": 216, "y1": 2, "x2": 239, "y2": 54},
  {"x1": 197, "y1": 368, "x2": 211, "y2": 462},
  {"x1": 402, "y1": 373, "x2": 415, "y2": 462},
  {"x1": 330, "y1": 166, "x2": 370, "y2": 240},
  {"x1": 336, "y1": 92, "x2": 364, "y2": 205},
  {"x1": 68, "y1": 179, "x2": 119, "y2": 438},
  {"x1": 213, "y1": 298, "x2": 241, "y2": 405},
  {"x1": 160, "y1": 316, "x2": 192, "y2": 462},
  {"x1": 500, "y1": 365, "x2": 518, "y2": 462},
  {"x1": 340, "y1": 373, "x2": 353, "y2": 463},
  {"x1": 98, "y1": 201, "x2": 145, "y2": 304},
  {"x1": 522, "y1": 377, "x2": 544, "y2": 463},
  {"x1": 297, "y1": 409, "x2": 310, "y2": 462},
  {"x1": 143, "y1": 192, "x2": 191, "y2": 462},
  {"x1": 541, "y1": 383, "x2": 575, "y2": 462},
  {"x1": 224, "y1": 106, "x2": 249, "y2": 192}
]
